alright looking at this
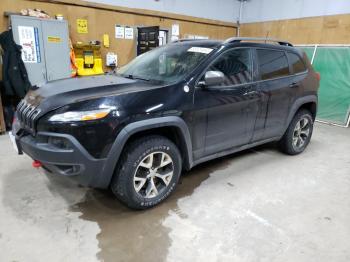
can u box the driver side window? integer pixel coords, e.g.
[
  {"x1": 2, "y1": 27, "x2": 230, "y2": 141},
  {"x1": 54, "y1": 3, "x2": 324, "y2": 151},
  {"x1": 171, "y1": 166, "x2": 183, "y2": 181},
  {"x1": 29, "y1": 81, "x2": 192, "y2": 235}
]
[{"x1": 207, "y1": 48, "x2": 252, "y2": 86}]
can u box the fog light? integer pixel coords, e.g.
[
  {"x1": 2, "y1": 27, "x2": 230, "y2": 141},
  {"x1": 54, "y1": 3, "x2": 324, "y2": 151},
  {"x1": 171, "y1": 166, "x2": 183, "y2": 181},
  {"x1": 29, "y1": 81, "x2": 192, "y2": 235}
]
[{"x1": 48, "y1": 137, "x2": 70, "y2": 149}]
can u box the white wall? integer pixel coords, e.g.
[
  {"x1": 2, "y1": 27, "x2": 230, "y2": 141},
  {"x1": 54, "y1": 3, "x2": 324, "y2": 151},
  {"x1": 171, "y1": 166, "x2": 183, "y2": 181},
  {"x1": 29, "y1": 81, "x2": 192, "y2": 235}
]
[
  {"x1": 241, "y1": 0, "x2": 350, "y2": 23},
  {"x1": 84, "y1": 0, "x2": 241, "y2": 23}
]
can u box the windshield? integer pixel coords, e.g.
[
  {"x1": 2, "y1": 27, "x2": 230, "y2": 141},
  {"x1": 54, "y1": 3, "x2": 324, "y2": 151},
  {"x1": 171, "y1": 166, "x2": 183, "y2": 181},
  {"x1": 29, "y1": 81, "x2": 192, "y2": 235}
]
[{"x1": 117, "y1": 44, "x2": 214, "y2": 83}]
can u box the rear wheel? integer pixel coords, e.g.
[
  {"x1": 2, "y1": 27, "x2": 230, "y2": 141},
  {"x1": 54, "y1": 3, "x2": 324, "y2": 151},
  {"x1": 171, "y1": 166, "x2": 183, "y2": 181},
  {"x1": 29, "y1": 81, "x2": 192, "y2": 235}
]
[
  {"x1": 279, "y1": 109, "x2": 314, "y2": 155},
  {"x1": 111, "y1": 135, "x2": 182, "y2": 209}
]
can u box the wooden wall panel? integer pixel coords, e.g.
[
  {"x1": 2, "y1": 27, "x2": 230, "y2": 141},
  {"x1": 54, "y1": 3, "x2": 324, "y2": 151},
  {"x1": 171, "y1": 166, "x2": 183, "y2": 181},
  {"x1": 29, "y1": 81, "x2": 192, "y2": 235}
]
[
  {"x1": 240, "y1": 14, "x2": 350, "y2": 44},
  {"x1": 0, "y1": 0, "x2": 237, "y2": 67}
]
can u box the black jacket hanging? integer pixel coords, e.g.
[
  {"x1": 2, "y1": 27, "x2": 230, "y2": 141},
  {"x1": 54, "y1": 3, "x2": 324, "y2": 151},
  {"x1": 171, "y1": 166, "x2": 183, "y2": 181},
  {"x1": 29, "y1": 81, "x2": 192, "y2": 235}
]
[{"x1": 0, "y1": 29, "x2": 32, "y2": 98}]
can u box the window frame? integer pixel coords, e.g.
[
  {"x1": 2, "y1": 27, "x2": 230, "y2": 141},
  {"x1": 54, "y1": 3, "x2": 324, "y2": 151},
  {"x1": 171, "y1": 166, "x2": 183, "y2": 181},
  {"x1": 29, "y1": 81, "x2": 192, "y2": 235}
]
[
  {"x1": 195, "y1": 47, "x2": 254, "y2": 89},
  {"x1": 255, "y1": 48, "x2": 291, "y2": 82}
]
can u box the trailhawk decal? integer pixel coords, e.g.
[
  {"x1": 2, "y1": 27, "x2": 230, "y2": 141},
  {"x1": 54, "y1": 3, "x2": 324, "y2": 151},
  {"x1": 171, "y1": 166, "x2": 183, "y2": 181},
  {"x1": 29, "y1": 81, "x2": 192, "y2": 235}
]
[{"x1": 187, "y1": 47, "x2": 213, "y2": 54}]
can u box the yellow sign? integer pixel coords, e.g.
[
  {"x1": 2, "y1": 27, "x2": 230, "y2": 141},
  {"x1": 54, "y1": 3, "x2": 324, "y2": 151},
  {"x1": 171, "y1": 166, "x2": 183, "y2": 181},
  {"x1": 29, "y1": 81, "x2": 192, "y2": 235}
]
[
  {"x1": 77, "y1": 19, "x2": 88, "y2": 34},
  {"x1": 103, "y1": 34, "x2": 110, "y2": 48},
  {"x1": 47, "y1": 36, "x2": 61, "y2": 43}
]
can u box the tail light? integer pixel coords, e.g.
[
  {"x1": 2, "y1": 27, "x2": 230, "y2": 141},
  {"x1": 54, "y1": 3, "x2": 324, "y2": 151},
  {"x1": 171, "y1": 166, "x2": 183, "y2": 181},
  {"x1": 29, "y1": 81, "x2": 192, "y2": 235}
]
[{"x1": 315, "y1": 72, "x2": 321, "y2": 81}]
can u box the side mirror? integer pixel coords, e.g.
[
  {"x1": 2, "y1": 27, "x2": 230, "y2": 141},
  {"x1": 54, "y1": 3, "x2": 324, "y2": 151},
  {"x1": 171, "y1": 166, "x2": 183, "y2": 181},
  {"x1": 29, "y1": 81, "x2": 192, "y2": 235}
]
[{"x1": 199, "y1": 71, "x2": 225, "y2": 87}]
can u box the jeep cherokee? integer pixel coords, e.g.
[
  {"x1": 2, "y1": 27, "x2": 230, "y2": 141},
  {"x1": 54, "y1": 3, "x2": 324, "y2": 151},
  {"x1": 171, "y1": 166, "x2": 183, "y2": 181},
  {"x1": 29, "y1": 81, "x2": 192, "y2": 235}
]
[{"x1": 11, "y1": 37, "x2": 320, "y2": 209}]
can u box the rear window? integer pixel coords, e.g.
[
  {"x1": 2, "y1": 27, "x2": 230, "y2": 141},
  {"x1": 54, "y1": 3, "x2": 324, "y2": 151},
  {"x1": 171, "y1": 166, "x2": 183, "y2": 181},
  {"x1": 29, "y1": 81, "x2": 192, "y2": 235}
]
[
  {"x1": 287, "y1": 52, "x2": 307, "y2": 74},
  {"x1": 257, "y1": 49, "x2": 290, "y2": 80}
]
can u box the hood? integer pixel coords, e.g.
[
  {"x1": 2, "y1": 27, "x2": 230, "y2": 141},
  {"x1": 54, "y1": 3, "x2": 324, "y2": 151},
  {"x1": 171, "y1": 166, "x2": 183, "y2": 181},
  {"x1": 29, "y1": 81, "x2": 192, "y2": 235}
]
[{"x1": 23, "y1": 74, "x2": 162, "y2": 114}]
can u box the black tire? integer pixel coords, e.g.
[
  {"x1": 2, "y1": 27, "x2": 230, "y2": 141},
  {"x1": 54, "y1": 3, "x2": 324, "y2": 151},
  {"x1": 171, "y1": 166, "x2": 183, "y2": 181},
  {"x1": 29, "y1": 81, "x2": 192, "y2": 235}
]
[
  {"x1": 111, "y1": 135, "x2": 182, "y2": 209},
  {"x1": 278, "y1": 109, "x2": 314, "y2": 155}
]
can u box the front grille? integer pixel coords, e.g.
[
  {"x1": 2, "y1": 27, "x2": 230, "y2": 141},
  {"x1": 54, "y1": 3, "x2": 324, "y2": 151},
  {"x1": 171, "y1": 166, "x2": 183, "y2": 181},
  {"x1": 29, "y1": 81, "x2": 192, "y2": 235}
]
[{"x1": 16, "y1": 99, "x2": 41, "y2": 132}]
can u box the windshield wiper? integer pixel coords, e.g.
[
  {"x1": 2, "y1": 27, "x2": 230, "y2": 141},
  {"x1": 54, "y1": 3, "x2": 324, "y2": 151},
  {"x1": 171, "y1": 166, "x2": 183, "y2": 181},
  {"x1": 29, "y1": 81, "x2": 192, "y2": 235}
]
[{"x1": 124, "y1": 74, "x2": 150, "y2": 81}]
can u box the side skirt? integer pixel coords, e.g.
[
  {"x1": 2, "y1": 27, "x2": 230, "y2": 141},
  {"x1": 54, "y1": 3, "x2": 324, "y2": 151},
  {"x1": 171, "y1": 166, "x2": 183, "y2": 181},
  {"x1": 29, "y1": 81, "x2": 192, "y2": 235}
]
[{"x1": 191, "y1": 137, "x2": 280, "y2": 168}]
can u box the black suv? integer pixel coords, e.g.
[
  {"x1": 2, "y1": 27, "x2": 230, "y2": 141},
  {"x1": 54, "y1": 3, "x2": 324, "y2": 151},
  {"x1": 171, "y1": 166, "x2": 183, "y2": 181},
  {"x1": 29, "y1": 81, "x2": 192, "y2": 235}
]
[{"x1": 12, "y1": 37, "x2": 319, "y2": 209}]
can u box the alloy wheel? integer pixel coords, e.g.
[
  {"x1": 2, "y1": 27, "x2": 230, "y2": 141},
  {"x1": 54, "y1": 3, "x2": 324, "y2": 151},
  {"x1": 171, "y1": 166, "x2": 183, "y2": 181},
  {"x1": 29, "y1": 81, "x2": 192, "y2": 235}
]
[
  {"x1": 133, "y1": 151, "x2": 174, "y2": 198},
  {"x1": 292, "y1": 117, "x2": 311, "y2": 150}
]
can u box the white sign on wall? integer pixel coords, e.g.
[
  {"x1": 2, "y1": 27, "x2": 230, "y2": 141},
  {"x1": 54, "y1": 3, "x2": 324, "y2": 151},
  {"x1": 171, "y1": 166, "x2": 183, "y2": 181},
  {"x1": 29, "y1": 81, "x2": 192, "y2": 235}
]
[
  {"x1": 124, "y1": 27, "x2": 134, "y2": 39},
  {"x1": 18, "y1": 26, "x2": 40, "y2": 63},
  {"x1": 115, "y1": 25, "x2": 125, "y2": 39},
  {"x1": 171, "y1": 24, "x2": 180, "y2": 36}
]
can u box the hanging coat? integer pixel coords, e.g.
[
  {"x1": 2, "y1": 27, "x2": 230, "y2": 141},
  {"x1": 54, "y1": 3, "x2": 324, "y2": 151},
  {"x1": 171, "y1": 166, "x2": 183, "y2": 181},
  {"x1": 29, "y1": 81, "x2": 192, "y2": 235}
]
[{"x1": 0, "y1": 30, "x2": 31, "y2": 98}]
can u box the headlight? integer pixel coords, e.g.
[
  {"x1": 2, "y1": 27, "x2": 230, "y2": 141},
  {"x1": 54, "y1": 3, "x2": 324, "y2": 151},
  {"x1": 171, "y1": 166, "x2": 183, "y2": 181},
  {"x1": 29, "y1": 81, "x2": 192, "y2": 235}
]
[{"x1": 48, "y1": 109, "x2": 112, "y2": 122}]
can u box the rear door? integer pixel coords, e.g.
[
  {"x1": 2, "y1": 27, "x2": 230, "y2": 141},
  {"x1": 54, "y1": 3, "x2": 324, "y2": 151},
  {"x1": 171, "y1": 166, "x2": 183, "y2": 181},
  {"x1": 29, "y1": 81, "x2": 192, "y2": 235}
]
[
  {"x1": 137, "y1": 26, "x2": 159, "y2": 55},
  {"x1": 252, "y1": 48, "x2": 298, "y2": 141},
  {"x1": 286, "y1": 51, "x2": 308, "y2": 102}
]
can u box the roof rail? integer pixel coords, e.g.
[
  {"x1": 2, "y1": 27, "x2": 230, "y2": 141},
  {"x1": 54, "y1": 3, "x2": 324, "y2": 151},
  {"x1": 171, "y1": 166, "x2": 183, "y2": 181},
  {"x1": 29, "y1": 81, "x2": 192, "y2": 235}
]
[
  {"x1": 224, "y1": 37, "x2": 293, "y2": 47},
  {"x1": 172, "y1": 39, "x2": 203, "y2": 43}
]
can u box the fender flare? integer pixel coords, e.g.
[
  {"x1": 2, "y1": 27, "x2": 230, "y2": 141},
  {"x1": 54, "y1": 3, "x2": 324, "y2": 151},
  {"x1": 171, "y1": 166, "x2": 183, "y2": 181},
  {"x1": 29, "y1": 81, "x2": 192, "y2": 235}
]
[
  {"x1": 96, "y1": 116, "x2": 193, "y2": 188},
  {"x1": 284, "y1": 95, "x2": 318, "y2": 131}
]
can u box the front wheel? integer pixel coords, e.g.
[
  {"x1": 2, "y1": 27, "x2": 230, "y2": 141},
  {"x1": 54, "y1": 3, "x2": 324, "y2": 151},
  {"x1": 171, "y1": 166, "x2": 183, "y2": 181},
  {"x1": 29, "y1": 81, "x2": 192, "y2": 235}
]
[
  {"x1": 111, "y1": 135, "x2": 182, "y2": 209},
  {"x1": 279, "y1": 109, "x2": 314, "y2": 155}
]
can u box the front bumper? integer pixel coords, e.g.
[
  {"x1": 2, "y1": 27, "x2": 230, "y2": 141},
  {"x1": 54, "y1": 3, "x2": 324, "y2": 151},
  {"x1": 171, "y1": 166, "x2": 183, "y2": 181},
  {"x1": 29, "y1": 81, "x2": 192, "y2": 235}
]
[{"x1": 15, "y1": 131, "x2": 107, "y2": 188}]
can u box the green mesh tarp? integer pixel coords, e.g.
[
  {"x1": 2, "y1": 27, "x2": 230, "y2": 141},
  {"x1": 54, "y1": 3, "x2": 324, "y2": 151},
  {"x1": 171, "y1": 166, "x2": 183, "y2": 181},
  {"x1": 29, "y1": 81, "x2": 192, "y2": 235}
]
[
  {"x1": 300, "y1": 46, "x2": 350, "y2": 125},
  {"x1": 300, "y1": 47, "x2": 315, "y2": 62}
]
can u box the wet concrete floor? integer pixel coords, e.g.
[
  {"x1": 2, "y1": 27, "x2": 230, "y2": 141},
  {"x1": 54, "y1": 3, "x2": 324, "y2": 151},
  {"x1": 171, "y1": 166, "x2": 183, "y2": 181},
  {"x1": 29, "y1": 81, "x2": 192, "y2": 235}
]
[
  {"x1": 73, "y1": 157, "x2": 230, "y2": 262},
  {"x1": 1, "y1": 123, "x2": 350, "y2": 262}
]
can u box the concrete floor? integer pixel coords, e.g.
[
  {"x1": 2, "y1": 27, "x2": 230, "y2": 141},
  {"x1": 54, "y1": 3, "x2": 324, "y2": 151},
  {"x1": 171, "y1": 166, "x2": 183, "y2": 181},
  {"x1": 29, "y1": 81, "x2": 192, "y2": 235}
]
[{"x1": 0, "y1": 123, "x2": 349, "y2": 262}]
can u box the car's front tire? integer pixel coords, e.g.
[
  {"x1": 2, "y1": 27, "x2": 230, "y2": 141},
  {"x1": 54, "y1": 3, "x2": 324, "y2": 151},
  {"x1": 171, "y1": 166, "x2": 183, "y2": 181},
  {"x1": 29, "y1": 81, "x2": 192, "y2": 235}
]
[
  {"x1": 111, "y1": 135, "x2": 182, "y2": 209},
  {"x1": 279, "y1": 109, "x2": 314, "y2": 155}
]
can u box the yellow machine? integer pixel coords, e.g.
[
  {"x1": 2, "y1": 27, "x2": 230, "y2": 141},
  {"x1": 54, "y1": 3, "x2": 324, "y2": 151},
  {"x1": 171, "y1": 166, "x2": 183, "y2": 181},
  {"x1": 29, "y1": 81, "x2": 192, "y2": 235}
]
[{"x1": 73, "y1": 42, "x2": 104, "y2": 76}]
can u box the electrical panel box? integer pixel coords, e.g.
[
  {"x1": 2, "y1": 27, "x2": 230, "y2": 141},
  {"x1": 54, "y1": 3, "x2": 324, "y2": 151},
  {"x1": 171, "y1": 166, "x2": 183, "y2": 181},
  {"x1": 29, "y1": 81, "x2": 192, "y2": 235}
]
[{"x1": 10, "y1": 15, "x2": 70, "y2": 86}]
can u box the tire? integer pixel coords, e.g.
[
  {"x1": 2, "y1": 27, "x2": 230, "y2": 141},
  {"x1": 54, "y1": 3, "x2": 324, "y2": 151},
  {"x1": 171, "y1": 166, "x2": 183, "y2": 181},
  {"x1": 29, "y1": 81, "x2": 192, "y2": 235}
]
[
  {"x1": 278, "y1": 109, "x2": 314, "y2": 155},
  {"x1": 111, "y1": 135, "x2": 182, "y2": 209}
]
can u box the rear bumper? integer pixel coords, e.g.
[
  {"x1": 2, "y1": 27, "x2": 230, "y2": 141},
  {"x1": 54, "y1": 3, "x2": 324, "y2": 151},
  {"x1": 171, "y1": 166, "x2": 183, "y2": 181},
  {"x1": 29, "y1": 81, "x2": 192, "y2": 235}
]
[{"x1": 16, "y1": 131, "x2": 108, "y2": 188}]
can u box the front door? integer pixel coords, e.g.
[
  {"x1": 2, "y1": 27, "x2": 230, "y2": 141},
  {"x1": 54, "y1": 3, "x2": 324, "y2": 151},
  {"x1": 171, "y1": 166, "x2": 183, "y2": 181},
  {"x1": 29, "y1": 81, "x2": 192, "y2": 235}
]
[
  {"x1": 194, "y1": 48, "x2": 261, "y2": 157},
  {"x1": 137, "y1": 26, "x2": 159, "y2": 55}
]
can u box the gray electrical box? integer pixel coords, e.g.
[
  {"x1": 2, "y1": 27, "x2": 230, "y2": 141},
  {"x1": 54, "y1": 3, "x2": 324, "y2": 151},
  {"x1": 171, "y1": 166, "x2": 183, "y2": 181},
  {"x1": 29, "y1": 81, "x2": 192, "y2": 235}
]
[{"x1": 10, "y1": 15, "x2": 70, "y2": 86}]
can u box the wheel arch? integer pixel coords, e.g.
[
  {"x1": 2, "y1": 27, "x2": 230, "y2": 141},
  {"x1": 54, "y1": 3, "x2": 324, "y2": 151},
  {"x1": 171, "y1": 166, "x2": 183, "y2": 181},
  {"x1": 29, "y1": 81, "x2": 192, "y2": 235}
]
[
  {"x1": 299, "y1": 101, "x2": 317, "y2": 121},
  {"x1": 96, "y1": 116, "x2": 193, "y2": 188},
  {"x1": 285, "y1": 95, "x2": 318, "y2": 132}
]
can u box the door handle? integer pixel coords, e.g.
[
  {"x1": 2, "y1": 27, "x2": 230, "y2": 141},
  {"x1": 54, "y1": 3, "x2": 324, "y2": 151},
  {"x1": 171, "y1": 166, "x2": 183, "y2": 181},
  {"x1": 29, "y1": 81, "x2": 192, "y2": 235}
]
[{"x1": 289, "y1": 82, "x2": 299, "y2": 88}]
